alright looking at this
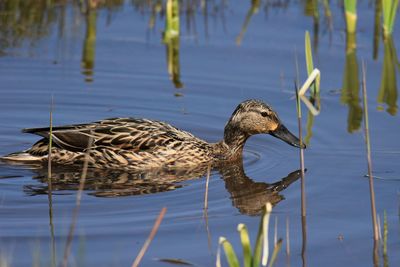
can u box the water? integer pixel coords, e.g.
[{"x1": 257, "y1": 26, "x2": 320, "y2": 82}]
[{"x1": 0, "y1": 1, "x2": 399, "y2": 266}]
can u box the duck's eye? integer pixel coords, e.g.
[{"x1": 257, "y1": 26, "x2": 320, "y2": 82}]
[{"x1": 261, "y1": 112, "x2": 269, "y2": 117}]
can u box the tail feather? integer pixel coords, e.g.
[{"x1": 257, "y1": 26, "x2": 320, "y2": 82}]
[{"x1": 0, "y1": 152, "x2": 46, "y2": 163}]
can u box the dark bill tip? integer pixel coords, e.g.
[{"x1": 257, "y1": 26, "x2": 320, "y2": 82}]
[{"x1": 270, "y1": 124, "x2": 306, "y2": 149}]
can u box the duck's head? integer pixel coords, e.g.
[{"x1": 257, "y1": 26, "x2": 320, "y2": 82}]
[{"x1": 224, "y1": 99, "x2": 305, "y2": 153}]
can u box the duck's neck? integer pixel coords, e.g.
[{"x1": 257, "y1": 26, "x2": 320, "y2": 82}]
[{"x1": 218, "y1": 124, "x2": 249, "y2": 160}]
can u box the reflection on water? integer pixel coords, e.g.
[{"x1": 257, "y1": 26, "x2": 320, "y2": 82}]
[
  {"x1": 23, "y1": 161, "x2": 300, "y2": 215},
  {"x1": 304, "y1": 0, "x2": 319, "y2": 52},
  {"x1": 373, "y1": 0, "x2": 382, "y2": 60},
  {"x1": 0, "y1": 0, "x2": 64, "y2": 54},
  {"x1": 341, "y1": 33, "x2": 362, "y2": 133},
  {"x1": 378, "y1": 36, "x2": 398, "y2": 116},
  {"x1": 236, "y1": 0, "x2": 260, "y2": 46},
  {"x1": 81, "y1": 8, "x2": 97, "y2": 82}
]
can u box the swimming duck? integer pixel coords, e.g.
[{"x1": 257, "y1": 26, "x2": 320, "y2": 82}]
[{"x1": 1, "y1": 99, "x2": 305, "y2": 170}]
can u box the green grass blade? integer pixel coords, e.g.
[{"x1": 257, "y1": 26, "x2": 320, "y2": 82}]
[
  {"x1": 305, "y1": 31, "x2": 319, "y2": 94},
  {"x1": 344, "y1": 0, "x2": 357, "y2": 33},
  {"x1": 389, "y1": 0, "x2": 399, "y2": 33},
  {"x1": 219, "y1": 237, "x2": 240, "y2": 267},
  {"x1": 252, "y1": 214, "x2": 264, "y2": 267},
  {"x1": 305, "y1": 31, "x2": 314, "y2": 75},
  {"x1": 237, "y1": 224, "x2": 252, "y2": 267},
  {"x1": 344, "y1": 0, "x2": 357, "y2": 13}
]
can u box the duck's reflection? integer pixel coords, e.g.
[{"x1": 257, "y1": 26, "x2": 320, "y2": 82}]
[{"x1": 23, "y1": 162, "x2": 300, "y2": 215}]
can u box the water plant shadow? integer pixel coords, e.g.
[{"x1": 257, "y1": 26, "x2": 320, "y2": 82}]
[
  {"x1": 21, "y1": 161, "x2": 301, "y2": 215},
  {"x1": 341, "y1": 33, "x2": 362, "y2": 133},
  {"x1": 378, "y1": 36, "x2": 399, "y2": 115}
]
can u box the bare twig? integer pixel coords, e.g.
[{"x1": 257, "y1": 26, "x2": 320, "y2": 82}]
[
  {"x1": 131, "y1": 207, "x2": 167, "y2": 267},
  {"x1": 361, "y1": 60, "x2": 379, "y2": 242}
]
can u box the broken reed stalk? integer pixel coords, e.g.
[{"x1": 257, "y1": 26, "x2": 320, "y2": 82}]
[
  {"x1": 361, "y1": 61, "x2": 379, "y2": 242},
  {"x1": 204, "y1": 164, "x2": 211, "y2": 211},
  {"x1": 47, "y1": 96, "x2": 56, "y2": 267},
  {"x1": 61, "y1": 136, "x2": 93, "y2": 267},
  {"x1": 203, "y1": 164, "x2": 213, "y2": 252},
  {"x1": 131, "y1": 207, "x2": 167, "y2": 267},
  {"x1": 286, "y1": 217, "x2": 290, "y2": 257}
]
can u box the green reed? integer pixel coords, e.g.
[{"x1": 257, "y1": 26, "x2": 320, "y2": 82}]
[
  {"x1": 216, "y1": 203, "x2": 282, "y2": 267},
  {"x1": 163, "y1": 0, "x2": 180, "y2": 42},
  {"x1": 304, "y1": 31, "x2": 320, "y2": 145},
  {"x1": 382, "y1": 0, "x2": 399, "y2": 37},
  {"x1": 344, "y1": 0, "x2": 357, "y2": 34},
  {"x1": 305, "y1": 31, "x2": 320, "y2": 95}
]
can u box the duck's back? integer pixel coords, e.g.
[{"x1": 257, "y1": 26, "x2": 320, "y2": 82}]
[{"x1": 3, "y1": 118, "x2": 214, "y2": 170}]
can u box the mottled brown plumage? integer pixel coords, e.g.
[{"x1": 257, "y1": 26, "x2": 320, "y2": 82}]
[{"x1": 1, "y1": 99, "x2": 304, "y2": 170}]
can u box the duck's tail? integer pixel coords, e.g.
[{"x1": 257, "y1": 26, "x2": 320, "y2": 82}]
[
  {"x1": 1, "y1": 139, "x2": 49, "y2": 163},
  {"x1": 0, "y1": 151, "x2": 46, "y2": 163}
]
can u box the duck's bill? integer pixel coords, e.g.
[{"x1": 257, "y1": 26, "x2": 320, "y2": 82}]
[{"x1": 270, "y1": 124, "x2": 306, "y2": 149}]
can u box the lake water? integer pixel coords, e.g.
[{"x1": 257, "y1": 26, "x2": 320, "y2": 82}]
[{"x1": 0, "y1": 1, "x2": 399, "y2": 266}]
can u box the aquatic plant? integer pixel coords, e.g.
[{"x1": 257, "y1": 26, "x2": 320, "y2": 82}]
[
  {"x1": 344, "y1": 0, "x2": 357, "y2": 34},
  {"x1": 305, "y1": 31, "x2": 320, "y2": 95},
  {"x1": 163, "y1": 0, "x2": 180, "y2": 42},
  {"x1": 382, "y1": 0, "x2": 399, "y2": 37},
  {"x1": 216, "y1": 203, "x2": 282, "y2": 267},
  {"x1": 304, "y1": 31, "x2": 320, "y2": 145}
]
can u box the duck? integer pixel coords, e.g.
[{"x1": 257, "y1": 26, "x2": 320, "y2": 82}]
[{"x1": 1, "y1": 99, "x2": 305, "y2": 170}]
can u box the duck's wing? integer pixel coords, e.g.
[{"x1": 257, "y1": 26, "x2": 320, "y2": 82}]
[{"x1": 23, "y1": 118, "x2": 202, "y2": 153}]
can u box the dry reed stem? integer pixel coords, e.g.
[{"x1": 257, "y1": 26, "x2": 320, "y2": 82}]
[
  {"x1": 361, "y1": 61, "x2": 379, "y2": 242},
  {"x1": 204, "y1": 164, "x2": 211, "y2": 211},
  {"x1": 274, "y1": 216, "x2": 278, "y2": 246},
  {"x1": 203, "y1": 164, "x2": 212, "y2": 252},
  {"x1": 61, "y1": 136, "x2": 93, "y2": 267},
  {"x1": 286, "y1": 216, "x2": 290, "y2": 257},
  {"x1": 131, "y1": 207, "x2": 167, "y2": 267},
  {"x1": 47, "y1": 96, "x2": 56, "y2": 267}
]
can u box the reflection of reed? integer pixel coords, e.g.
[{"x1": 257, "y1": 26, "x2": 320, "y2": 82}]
[
  {"x1": 164, "y1": 37, "x2": 184, "y2": 88},
  {"x1": 0, "y1": 0, "x2": 60, "y2": 53},
  {"x1": 0, "y1": 0, "x2": 124, "y2": 55},
  {"x1": 304, "y1": 0, "x2": 319, "y2": 52},
  {"x1": 81, "y1": 9, "x2": 97, "y2": 83},
  {"x1": 236, "y1": 0, "x2": 260, "y2": 46},
  {"x1": 341, "y1": 33, "x2": 362, "y2": 133},
  {"x1": 163, "y1": 0, "x2": 183, "y2": 89},
  {"x1": 378, "y1": 36, "x2": 398, "y2": 116},
  {"x1": 373, "y1": 0, "x2": 382, "y2": 60}
]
